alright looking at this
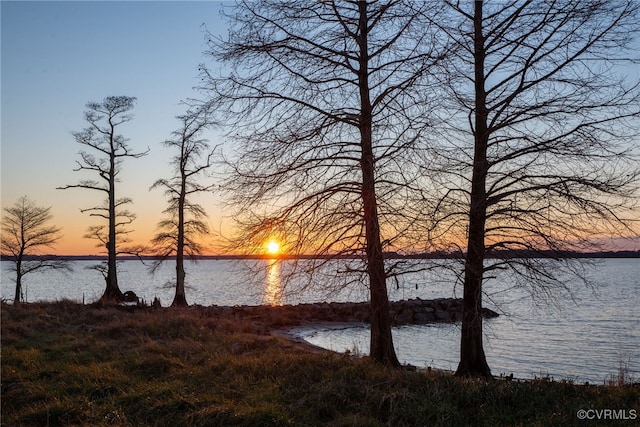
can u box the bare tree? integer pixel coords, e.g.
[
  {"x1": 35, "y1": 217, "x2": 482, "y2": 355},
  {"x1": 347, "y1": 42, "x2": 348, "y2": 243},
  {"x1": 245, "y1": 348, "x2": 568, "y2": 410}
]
[
  {"x1": 429, "y1": 0, "x2": 640, "y2": 377},
  {"x1": 149, "y1": 106, "x2": 217, "y2": 307},
  {"x1": 1, "y1": 196, "x2": 71, "y2": 304},
  {"x1": 201, "y1": 0, "x2": 446, "y2": 366},
  {"x1": 58, "y1": 96, "x2": 149, "y2": 302}
]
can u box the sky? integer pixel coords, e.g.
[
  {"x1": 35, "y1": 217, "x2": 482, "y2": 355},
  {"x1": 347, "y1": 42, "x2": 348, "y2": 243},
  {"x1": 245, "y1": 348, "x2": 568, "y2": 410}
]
[
  {"x1": 2, "y1": 1, "x2": 231, "y2": 255},
  {"x1": 2, "y1": 1, "x2": 639, "y2": 256}
]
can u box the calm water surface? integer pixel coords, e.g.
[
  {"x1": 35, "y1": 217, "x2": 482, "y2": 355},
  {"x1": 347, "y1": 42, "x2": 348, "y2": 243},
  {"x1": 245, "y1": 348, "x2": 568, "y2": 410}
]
[
  {"x1": 1, "y1": 258, "x2": 638, "y2": 383},
  {"x1": 300, "y1": 258, "x2": 640, "y2": 383}
]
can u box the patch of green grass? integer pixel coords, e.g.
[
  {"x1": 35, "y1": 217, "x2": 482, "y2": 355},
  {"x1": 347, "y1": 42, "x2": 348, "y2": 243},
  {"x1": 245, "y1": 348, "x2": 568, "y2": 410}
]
[{"x1": 2, "y1": 301, "x2": 639, "y2": 426}]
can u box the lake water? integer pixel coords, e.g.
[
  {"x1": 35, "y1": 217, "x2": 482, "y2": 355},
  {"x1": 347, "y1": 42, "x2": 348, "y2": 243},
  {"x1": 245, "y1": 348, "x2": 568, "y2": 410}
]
[{"x1": 1, "y1": 258, "x2": 638, "y2": 383}]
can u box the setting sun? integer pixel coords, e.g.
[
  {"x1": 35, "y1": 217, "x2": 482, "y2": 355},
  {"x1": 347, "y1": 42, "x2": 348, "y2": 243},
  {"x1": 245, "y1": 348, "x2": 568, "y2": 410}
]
[{"x1": 266, "y1": 240, "x2": 281, "y2": 255}]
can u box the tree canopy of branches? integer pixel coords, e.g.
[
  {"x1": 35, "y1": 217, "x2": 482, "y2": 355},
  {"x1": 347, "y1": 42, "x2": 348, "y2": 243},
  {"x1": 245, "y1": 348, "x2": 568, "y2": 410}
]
[
  {"x1": 201, "y1": 0, "x2": 446, "y2": 366},
  {"x1": 429, "y1": 0, "x2": 640, "y2": 377},
  {"x1": 1, "y1": 196, "x2": 71, "y2": 304},
  {"x1": 58, "y1": 96, "x2": 149, "y2": 302},
  {"x1": 150, "y1": 106, "x2": 217, "y2": 307}
]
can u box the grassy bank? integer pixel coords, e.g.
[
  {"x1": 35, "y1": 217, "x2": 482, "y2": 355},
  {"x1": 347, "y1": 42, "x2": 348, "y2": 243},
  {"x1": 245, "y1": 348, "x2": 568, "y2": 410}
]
[{"x1": 2, "y1": 301, "x2": 638, "y2": 426}]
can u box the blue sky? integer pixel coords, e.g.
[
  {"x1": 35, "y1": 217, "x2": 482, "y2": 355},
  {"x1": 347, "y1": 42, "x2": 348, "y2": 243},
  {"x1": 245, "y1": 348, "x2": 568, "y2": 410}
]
[{"x1": 2, "y1": 1, "x2": 230, "y2": 254}]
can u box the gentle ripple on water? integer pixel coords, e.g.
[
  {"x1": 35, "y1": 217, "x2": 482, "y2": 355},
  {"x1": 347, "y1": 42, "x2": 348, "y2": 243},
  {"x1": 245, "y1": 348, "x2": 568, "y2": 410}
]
[
  {"x1": 1, "y1": 257, "x2": 638, "y2": 383},
  {"x1": 297, "y1": 259, "x2": 640, "y2": 383}
]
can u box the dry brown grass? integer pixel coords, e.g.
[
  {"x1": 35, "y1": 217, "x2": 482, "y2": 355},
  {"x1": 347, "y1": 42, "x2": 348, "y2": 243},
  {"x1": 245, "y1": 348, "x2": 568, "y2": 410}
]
[{"x1": 2, "y1": 300, "x2": 639, "y2": 426}]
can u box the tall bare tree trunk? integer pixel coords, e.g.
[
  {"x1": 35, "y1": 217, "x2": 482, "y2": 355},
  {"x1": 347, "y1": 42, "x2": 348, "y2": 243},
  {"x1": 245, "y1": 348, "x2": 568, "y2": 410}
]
[
  {"x1": 172, "y1": 177, "x2": 188, "y2": 307},
  {"x1": 361, "y1": 121, "x2": 398, "y2": 366},
  {"x1": 357, "y1": 0, "x2": 399, "y2": 367},
  {"x1": 14, "y1": 256, "x2": 23, "y2": 304},
  {"x1": 102, "y1": 135, "x2": 122, "y2": 301},
  {"x1": 456, "y1": 0, "x2": 492, "y2": 378}
]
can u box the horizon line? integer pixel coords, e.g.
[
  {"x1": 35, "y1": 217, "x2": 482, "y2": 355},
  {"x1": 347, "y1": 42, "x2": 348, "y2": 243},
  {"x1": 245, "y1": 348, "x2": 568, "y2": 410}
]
[{"x1": 2, "y1": 249, "x2": 640, "y2": 262}]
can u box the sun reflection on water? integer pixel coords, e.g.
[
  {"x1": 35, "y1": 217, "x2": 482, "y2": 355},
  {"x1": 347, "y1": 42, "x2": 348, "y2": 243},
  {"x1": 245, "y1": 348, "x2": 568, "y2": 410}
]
[{"x1": 264, "y1": 260, "x2": 283, "y2": 305}]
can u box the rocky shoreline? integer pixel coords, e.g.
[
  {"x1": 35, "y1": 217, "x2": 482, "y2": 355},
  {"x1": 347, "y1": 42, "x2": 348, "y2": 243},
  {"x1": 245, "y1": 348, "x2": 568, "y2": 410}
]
[{"x1": 190, "y1": 297, "x2": 499, "y2": 329}]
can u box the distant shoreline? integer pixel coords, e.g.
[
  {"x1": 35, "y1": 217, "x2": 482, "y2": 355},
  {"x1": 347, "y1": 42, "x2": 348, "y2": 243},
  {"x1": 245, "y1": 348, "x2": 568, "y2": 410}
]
[{"x1": 2, "y1": 250, "x2": 639, "y2": 262}]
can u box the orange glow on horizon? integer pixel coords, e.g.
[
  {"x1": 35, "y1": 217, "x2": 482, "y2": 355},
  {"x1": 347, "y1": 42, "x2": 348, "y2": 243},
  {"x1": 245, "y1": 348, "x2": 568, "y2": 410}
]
[{"x1": 8, "y1": 210, "x2": 639, "y2": 257}]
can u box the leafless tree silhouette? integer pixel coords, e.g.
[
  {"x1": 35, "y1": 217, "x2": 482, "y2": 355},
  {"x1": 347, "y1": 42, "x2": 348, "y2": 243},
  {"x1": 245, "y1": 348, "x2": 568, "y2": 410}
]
[
  {"x1": 58, "y1": 96, "x2": 149, "y2": 302},
  {"x1": 149, "y1": 105, "x2": 217, "y2": 307},
  {"x1": 429, "y1": 0, "x2": 640, "y2": 377},
  {"x1": 1, "y1": 196, "x2": 71, "y2": 304},
  {"x1": 200, "y1": 0, "x2": 446, "y2": 366}
]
